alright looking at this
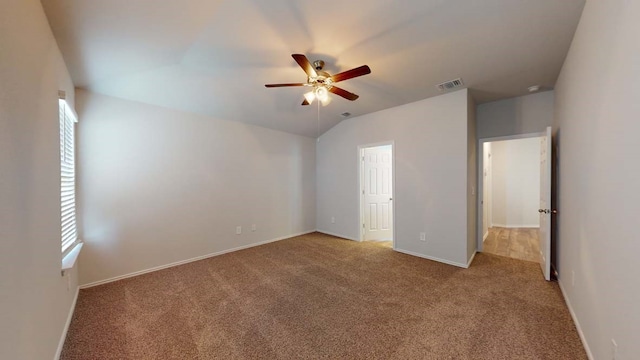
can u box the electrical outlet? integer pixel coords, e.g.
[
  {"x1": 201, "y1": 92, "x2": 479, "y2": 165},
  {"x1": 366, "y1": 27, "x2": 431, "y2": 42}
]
[
  {"x1": 236, "y1": 226, "x2": 242, "y2": 235},
  {"x1": 611, "y1": 339, "x2": 618, "y2": 360},
  {"x1": 572, "y1": 270, "x2": 575, "y2": 287},
  {"x1": 420, "y1": 232, "x2": 426, "y2": 241},
  {"x1": 331, "y1": 216, "x2": 335, "y2": 224},
  {"x1": 251, "y1": 224, "x2": 256, "y2": 232}
]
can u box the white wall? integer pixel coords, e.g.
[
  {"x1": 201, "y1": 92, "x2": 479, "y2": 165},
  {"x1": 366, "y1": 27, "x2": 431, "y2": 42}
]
[
  {"x1": 490, "y1": 138, "x2": 541, "y2": 228},
  {"x1": 0, "y1": 1, "x2": 79, "y2": 359},
  {"x1": 553, "y1": 0, "x2": 640, "y2": 358},
  {"x1": 76, "y1": 91, "x2": 316, "y2": 286},
  {"x1": 317, "y1": 90, "x2": 472, "y2": 266},
  {"x1": 477, "y1": 90, "x2": 554, "y2": 139}
]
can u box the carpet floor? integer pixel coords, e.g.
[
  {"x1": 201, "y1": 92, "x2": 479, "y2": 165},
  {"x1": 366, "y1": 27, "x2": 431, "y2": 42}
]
[{"x1": 61, "y1": 232, "x2": 586, "y2": 359}]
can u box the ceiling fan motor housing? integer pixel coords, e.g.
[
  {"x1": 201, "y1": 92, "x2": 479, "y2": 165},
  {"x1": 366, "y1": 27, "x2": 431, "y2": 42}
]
[{"x1": 310, "y1": 70, "x2": 332, "y2": 86}]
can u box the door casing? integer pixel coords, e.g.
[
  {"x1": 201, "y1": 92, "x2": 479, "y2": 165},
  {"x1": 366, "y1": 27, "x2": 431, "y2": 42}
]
[{"x1": 476, "y1": 132, "x2": 545, "y2": 252}]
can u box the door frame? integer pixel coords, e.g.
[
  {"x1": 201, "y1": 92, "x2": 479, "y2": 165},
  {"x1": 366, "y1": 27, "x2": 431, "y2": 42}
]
[
  {"x1": 476, "y1": 132, "x2": 545, "y2": 252},
  {"x1": 358, "y1": 141, "x2": 396, "y2": 249},
  {"x1": 481, "y1": 142, "x2": 493, "y2": 241}
]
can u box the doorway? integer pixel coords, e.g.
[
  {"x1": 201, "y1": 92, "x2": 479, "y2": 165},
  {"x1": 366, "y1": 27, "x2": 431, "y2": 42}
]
[
  {"x1": 478, "y1": 134, "x2": 544, "y2": 264},
  {"x1": 359, "y1": 143, "x2": 394, "y2": 248}
]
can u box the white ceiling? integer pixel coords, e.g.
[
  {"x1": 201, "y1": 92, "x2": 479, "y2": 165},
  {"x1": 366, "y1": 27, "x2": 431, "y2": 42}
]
[{"x1": 42, "y1": 0, "x2": 585, "y2": 137}]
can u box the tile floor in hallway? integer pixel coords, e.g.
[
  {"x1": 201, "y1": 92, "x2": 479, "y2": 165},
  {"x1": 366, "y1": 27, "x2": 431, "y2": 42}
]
[{"x1": 482, "y1": 227, "x2": 540, "y2": 262}]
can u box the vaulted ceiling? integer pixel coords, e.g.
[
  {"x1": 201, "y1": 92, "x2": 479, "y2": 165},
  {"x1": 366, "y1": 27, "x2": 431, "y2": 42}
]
[{"x1": 42, "y1": 0, "x2": 585, "y2": 137}]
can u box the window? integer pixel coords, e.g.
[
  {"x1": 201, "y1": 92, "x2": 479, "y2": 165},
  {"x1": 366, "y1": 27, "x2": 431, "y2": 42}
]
[{"x1": 59, "y1": 97, "x2": 78, "y2": 254}]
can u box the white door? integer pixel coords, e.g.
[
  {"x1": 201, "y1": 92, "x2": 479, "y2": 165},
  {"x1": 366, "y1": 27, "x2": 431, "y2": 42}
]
[
  {"x1": 363, "y1": 145, "x2": 393, "y2": 241},
  {"x1": 482, "y1": 143, "x2": 492, "y2": 240},
  {"x1": 538, "y1": 126, "x2": 552, "y2": 281},
  {"x1": 482, "y1": 152, "x2": 488, "y2": 238}
]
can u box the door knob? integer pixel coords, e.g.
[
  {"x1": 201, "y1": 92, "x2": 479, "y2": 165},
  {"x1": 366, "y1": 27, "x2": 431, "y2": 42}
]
[{"x1": 538, "y1": 209, "x2": 544, "y2": 213}]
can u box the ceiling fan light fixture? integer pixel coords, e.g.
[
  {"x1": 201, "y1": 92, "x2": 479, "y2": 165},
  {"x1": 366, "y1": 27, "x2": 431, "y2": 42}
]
[
  {"x1": 315, "y1": 86, "x2": 329, "y2": 102},
  {"x1": 320, "y1": 94, "x2": 332, "y2": 106},
  {"x1": 304, "y1": 91, "x2": 316, "y2": 104}
]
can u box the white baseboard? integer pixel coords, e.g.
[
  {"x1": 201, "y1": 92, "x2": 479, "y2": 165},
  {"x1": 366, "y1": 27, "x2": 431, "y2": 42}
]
[
  {"x1": 491, "y1": 223, "x2": 540, "y2": 229},
  {"x1": 54, "y1": 285, "x2": 79, "y2": 360},
  {"x1": 466, "y1": 251, "x2": 477, "y2": 268},
  {"x1": 316, "y1": 230, "x2": 359, "y2": 242},
  {"x1": 483, "y1": 231, "x2": 489, "y2": 241},
  {"x1": 394, "y1": 248, "x2": 469, "y2": 268},
  {"x1": 558, "y1": 280, "x2": 594, "y2": 360},
  {"x1": 80, "y1": 230, "x2": 316, "y2": 289}
]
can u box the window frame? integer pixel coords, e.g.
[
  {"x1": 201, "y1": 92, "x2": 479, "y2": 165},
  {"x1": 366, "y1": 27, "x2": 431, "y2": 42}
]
[{"x1": 59, "y1": 97, "x2": 79, "y2": 256}]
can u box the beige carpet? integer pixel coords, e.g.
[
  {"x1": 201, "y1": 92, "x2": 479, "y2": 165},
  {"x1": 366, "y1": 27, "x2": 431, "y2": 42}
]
[{"x1": 61, "y1": 232, "x2": 586, "y2": 359}]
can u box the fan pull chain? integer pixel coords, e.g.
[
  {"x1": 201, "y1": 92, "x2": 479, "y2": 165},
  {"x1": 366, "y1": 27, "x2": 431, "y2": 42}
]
[{"x1": 317, "y1": 99, "x2": 320, "y2": 142}]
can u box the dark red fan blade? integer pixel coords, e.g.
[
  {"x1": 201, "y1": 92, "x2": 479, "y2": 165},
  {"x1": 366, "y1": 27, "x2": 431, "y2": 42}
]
[
  {"x1": 292, "y1": 54, "x2": 317, "y2": 78},
  {"x1": 265, "y1": 83, "x2": 306, "y2": 88},
  {"x1": 328, "y1": 86, "x2": 359, "y2": 101},
  {"x1": 302, "y1": 99, "x2": 310, "y2": 106},
  {"x1": 330, "y1": 65, "x2": 371, "y2": 83}
]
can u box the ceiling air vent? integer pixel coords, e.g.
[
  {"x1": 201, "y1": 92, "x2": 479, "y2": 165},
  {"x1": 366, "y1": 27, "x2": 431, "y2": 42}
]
[
  {"x1": 436, "y1": 78, "x2": 464, "y2": 92},
  {"x1": 340, "y1": 112, "x2": 352, "y2": 118}
]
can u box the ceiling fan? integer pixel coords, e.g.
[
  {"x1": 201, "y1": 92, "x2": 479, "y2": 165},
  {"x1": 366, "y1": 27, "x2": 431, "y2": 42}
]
[{"x1": 265, "y1": 54, "x2": 371, "y2": 106}]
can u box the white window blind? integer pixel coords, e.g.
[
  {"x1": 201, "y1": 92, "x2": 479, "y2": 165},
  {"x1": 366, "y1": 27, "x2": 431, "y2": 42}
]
[{"x1": 60, "y1": 99, "x2": 78, "y2": 253}]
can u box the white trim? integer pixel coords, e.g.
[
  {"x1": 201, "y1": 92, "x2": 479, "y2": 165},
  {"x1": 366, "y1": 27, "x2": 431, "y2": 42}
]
[
  {"x1": 54, "y1": 285, "x2": 79, "y2": 360},
  {"x1": 483, "y1": 231, "x2": 489, "y2": 241},
  {"x1": 80, "y1": 230, "x2": 315, "y2": 289},
  {"x1": 558, "y1": 280, "x2": 594, "y2": 360},
  {"x1": 394, "y1": 248, "x2": 469, "y2": 268},
  {"x1": 480, "y1": 132, "x2": 546, "y2": 144},
  {"x1": 316, "y1": 230, "x2": 359, "y2": 242},
  {"x1": 61, "y1": 242, "x2": 83, "y2": 276},
  {"x1": 490, "y1": 223, "x2": 540, "y2": 229},
  {"x1": 466, "y1": 251, "x2": 477, "y2": 268}
]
